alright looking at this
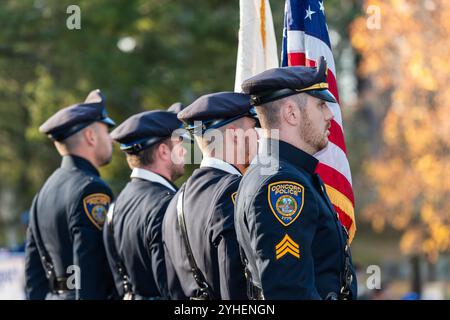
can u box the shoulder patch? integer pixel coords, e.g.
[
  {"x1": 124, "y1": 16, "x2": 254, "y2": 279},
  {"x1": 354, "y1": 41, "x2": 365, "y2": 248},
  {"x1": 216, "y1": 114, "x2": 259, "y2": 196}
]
[
  {"x1": 83, "y1": 193, "x2": 111, "y2": 230},
  {"x1": 231, "y1": 191, "x2": 237, "y2": 205},
  {"x1": 268, "y1": 181, "x2": 304, "y2": 226}
]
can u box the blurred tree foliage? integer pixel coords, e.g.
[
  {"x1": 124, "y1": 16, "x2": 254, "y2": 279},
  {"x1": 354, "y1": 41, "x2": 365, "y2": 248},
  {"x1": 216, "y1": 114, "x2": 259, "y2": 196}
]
[
  {"x1": 0, "y1": 0, "x2": 243, "y2": 238},
  {"x1": 351, "y1": 0, "x2": 450, "y2": 262},
  {"x1": 0, "y1": 0, "x2": 359, "y2": 245}
]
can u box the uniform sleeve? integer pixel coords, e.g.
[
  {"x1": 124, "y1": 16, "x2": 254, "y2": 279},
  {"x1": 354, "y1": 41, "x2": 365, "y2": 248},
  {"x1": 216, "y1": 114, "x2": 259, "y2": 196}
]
[
  {"x1": 251, "y1": 175, "x2": 322, "y2": 299},
  {"x1": 211, "y1": 179, "x2": 247, "y2": 300},
  {"x1": 25, "y1": 226, "x2": 49, "y2": 299},
  {"x1": 144, "y1": 192, "x2": 173, "y2": 299},
  {"x1": 161, "y1": 193, "x2": 188, "y2": 300},
  {"x1": 102, "y1": 204, "x2": 124, "y2": 298},
  {"x1": 68, "y1": 181, "x2": 115, "y2": 300}
]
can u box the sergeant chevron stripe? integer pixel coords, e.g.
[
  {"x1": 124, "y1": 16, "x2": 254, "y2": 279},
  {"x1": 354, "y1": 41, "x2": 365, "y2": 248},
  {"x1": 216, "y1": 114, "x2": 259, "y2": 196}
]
[{"x1": 275, "y1": 234, "x2": 300, "y2": 260}]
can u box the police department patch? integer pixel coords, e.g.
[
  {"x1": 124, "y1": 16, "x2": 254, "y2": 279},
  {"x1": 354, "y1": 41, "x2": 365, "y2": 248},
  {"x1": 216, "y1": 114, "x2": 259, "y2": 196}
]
[
  {"x1": 83, "y1": 193, "x2": 111, "y2": 230},
  {"x1": 268, "y1": 181, "x2": 304, "y2": 226}
]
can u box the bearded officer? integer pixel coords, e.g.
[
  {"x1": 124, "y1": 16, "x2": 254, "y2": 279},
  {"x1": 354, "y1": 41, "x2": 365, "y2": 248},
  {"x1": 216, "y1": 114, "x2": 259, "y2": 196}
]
[
  {"x1": 25, "y1": 90, "x2": 116, "y2": 300},
  {"x1": 235, "y1": 57, "x2": 357, "y2": 300},
  {"x1": 105, "y1": 109, "x2": 186, "y2": 300}
]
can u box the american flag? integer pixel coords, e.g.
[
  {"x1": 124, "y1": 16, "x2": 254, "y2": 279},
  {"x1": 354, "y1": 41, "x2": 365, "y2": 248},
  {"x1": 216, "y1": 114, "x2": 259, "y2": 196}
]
[{"x1": 281, "y1": 0, "x2": 356, "y2": 242}]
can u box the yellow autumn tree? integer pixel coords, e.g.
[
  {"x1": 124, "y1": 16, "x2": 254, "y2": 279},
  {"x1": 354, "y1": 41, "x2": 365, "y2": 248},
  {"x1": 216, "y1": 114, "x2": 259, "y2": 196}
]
[{"x1": 351, "y1": 0, "x2": 450, "y2": 262}]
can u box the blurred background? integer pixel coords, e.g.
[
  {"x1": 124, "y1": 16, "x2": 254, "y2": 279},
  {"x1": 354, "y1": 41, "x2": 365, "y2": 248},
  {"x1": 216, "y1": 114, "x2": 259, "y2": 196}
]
[{"x1": 0, "y1": 0, "x2": 449, "y2": 299}]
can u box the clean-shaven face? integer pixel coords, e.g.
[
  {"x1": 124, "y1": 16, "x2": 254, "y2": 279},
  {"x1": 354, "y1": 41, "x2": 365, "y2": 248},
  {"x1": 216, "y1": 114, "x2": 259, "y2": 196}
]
[{"x1": 94, "y1": 122, "x2": 113, "y2": 166}]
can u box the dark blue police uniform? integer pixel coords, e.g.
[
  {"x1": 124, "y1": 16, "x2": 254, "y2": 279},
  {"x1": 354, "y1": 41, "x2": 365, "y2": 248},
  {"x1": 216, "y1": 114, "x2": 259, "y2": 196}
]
[
  {"x1": 25, "y1": 90, "x2": 116, "y2": 300},
  {"x1": 235, "y1": 139, "x2": 357, "y2": 300},
  {"x1": 163, "y1": 160, "x2": 245, "y2": 300},
  {"x1": 105, "y1": 110, "x2": 183, "y2": 300},
  {"x1": 235, "y1": 57, "x2": 357, "y2": 300},
  {"x1": 162, "y1": 92, "x2": 258, "y2": 300}
]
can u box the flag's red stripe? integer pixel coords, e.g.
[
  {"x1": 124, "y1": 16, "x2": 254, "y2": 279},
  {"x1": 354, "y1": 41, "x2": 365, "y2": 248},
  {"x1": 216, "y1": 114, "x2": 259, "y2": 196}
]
[
  {"x1": 326, "y1": 70, "x2": 340, "y2": 105},
  {"x1": 288, "y1": 52, "x2": 306, "y2": 66},
  {"x1": 316, "y1": 162, "x2": 355, "y2": 206},
  {"x1": 334, "y1": 205, "x2": 353, "y2": 231},
  {"x1": 329, "y1": 121, "x2": 347, "y2": 154},
  {"x1": 288, "y1": 52, "x2": 354, "y2": 233}
]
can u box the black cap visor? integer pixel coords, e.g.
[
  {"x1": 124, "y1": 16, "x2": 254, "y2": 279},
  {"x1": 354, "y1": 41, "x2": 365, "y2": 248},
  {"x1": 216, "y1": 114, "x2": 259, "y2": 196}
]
[
  {"x1": 100, "y1": 116, "x2": 116, "y2": 128},
  {"x1": 49, "y1": 121, "x2": 92, "y2": 141},
  {"x1": 120, "y1": 136, "x2": 167, "y2": 154},
  {"x1": 306, "y1": 89, "x2": 337, "y2": 103},
  {"x1": 186, "y1": 108, "x2": 259, "y2": 135}
]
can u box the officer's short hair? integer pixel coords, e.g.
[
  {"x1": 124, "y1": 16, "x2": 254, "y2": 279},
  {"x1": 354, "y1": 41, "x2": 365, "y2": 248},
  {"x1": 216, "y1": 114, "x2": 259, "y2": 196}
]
[
  {"x1": 256, "y1": 93, "x2": 307, "y2": 129},
  {"x1": 54, "y1": 122, "x2": 106, "y2": 154},
  {"x1": 54, "y1": 128, "x2": 84, "y2": 155},
  {"x1": 62, "y1": 130, "x2": 83, "y2": 149},
  {"x1": 126, "y1": 138, "x2": 173, "y2": 168}
]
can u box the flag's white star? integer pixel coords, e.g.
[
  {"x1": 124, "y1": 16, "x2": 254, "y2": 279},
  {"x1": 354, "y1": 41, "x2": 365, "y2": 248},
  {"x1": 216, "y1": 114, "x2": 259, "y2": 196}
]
[
  {"x1": 305, "y1": 5, "x2": 316, "y2": 20},
  {"x1": 319, "y1": 1, "x2": 325, "y2": 14}
]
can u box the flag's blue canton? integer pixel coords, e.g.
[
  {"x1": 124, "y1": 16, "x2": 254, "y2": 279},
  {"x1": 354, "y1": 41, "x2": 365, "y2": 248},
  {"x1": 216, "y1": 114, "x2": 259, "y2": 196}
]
[{"x1": 281, "y1": 0, "x2": 332, "y2": 67}]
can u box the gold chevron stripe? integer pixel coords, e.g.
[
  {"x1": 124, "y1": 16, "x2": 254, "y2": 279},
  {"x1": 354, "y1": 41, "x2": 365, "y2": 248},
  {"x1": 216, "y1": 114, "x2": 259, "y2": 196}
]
[
  {"x1": 276, "y1": 247, "x2": 300, "y2": 260},
  {"x1": 275, "y1": 234, "x2": 299, "y2": 250},
  {"x1": 276, "y1": 241, "x2": 300, "y2": 255},
  {"x1": 275, "y1": 234, "x2": 300, "y2": 260}
]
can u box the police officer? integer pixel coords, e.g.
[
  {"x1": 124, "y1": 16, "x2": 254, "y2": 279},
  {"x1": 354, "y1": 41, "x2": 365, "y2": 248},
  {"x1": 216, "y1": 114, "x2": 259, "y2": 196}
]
[
  {"x1": 25, "y1": 90, "x2": 116, "y2": 300},
  {"x1": 235, "y1": 57, "x2": 357, "y2": 300},
  {"x1": 105, "y1": 109, "x2": 186, "y2": 300},
  {"x1": 162, "y1": 92, "x2": 258, "y2": 300}
]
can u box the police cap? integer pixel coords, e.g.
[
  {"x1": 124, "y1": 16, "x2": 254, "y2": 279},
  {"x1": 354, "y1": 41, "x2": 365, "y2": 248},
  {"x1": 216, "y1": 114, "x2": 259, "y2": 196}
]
[
  {"x1": 241, "y1": 56, "x2": 336, "y2": 106},
  {"x1": 39, "y1": 89, "x2": 116, "y2": 141},
  {"x1": 110, "y1": 110, "x2": 182, "y2": 154}
]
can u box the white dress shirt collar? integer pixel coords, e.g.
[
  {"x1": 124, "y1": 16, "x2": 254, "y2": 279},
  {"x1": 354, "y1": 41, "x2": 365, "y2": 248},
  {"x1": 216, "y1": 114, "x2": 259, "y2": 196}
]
[
  {"x1": 130, "y1": 167, "x2": 176, "y2": 192},
  {"x1": 200, "y1": 156, "x2": 242, "y2": 176}
]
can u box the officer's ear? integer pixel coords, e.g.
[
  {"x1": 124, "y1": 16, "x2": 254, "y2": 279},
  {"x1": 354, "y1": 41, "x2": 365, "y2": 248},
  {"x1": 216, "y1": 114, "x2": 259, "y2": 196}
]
[
  {"x1": 83, "y1": 125, "x2": 97, "y2": 147},
  {"x1": 281, "y1": 98, "x2": 301, "y2": 126},
  {"x1": 157, "y1": 141, "x2": 172, "y2": 162}
]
